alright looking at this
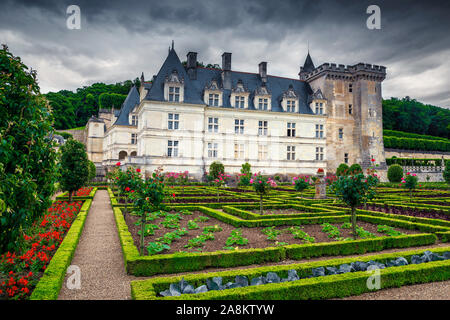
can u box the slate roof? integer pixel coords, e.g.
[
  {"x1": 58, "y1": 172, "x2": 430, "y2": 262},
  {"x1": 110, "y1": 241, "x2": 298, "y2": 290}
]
[
  {"x1": 302, "y1": 52, "x2": 315, "y2": 73},
  {"x1": 114, "y1": 86, "x2": 140, "y2": 126},
  {"x1": 143, "y1": 47, "x2": 315, "y2": 115}
]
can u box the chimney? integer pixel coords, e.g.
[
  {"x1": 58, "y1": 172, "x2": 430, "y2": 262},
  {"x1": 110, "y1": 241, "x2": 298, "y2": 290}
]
[
  {"x1": 259, "y1": 62, "x2": 267, "y2": 84},
  {"x1": 221, "y1": 52, "x2": 232, "y2": 89},
  {"x1": 186, "y1": 52, "x2": 197, "y2": 80}
]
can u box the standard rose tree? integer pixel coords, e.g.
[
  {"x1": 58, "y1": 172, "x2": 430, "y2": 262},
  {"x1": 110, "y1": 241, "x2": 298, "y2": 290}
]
[
  {"x1": 128, "y1": 168, "x2": 166, "y2": 255},
  {"x1": 250, "y1": 173, "x2": 277, "y2": 214},
  {"x1": 401, "y1": 172, "x2": 419, "y2": 202},
  {"x1": 293, "y1": 176, "x2": 311, "y2": 199},
  {"x1": 213, "y1": 173, "x2": 230, "y2": 201},
  {"x1": 330, "y1": 169, "x2": 379, "y2": 240}
]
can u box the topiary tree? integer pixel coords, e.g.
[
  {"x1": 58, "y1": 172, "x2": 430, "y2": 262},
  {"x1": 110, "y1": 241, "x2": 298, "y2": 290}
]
[
  {"x1": 336, "y1": 163, "x2": 349, "y2": 176},
  {"x1": 443, "y1": 161, "x2": 450, "y2": 184},
  {"x1": 0, "y1": 45, "x2": 58, "y2": 253},
  {"x1": 330, "y1": 172, "x2": 379, "y2": 239},
  {"x1": 88, "y1": 160, "x2": 97, "y2": 182},
  {"x1": 401, "y1": 172, "x2": 418, "y2": 202},
  {"x1": 209, "y1": 161, "x2": 224, "y2": 180},
  {"x1": 59, "y1": 139, "x2": 89, "y2": 202},
  {"x1": 238, "y1": 162, "x2": 252, "y2": 187},
  {"x1": 292, "y1": 176, "x2": 310, "y2": 198},
  {"x1": 387, "y1": 164, "x2": 403, "y2": 183},
  {"x1": 128, "y1": 167, "x2": 166, "y2": 255},
  {"x1": 250, "y1": 173, "x2": 277, "y2": 214},
  {"x1": 348, "y1": 164, "x2": 362, "y2": 175}
]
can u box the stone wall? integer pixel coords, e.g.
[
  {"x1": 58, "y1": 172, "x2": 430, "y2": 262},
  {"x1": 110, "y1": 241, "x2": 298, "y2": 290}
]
[
  {"x1": 385, "y1": 148, "x2": 450, "y2": 160},
  {"x1": 58, "y1": 128, "x2": 86, "y2": 144}
]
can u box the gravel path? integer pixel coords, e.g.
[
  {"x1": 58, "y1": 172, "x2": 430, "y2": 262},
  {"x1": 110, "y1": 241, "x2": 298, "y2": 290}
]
[
  {"x1": 58, "y1": 190, "x2": 133, "y2": 300},
  {"x1": 338, "y1": 280, "x2": 450, "y2": 300}
]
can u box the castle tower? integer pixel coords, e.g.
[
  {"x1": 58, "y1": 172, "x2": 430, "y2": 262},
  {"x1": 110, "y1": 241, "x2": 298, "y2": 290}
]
[{"x1": 300, "y1": 56, "x2": 387, "y2": 172}]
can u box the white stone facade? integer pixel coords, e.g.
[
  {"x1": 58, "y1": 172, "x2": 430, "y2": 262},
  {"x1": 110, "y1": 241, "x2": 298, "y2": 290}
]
[{"x1": 85, "y1": 47, "x2": 387, "y2": 180}]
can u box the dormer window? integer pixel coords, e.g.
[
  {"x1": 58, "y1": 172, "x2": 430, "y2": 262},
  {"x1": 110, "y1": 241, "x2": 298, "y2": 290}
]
[
  {"x1": 209, "y1": 93, "x2": 219, "y2": 106},
  {"x1": 204, "y1": 79, "x2": 223, "y2": 107},
  {"x1": 287, "y1": 100, "x2": 296, "y2": 113},
  {"x1": 131, "y1": 115, "x2": 138, "y2": 126},
  {"x1": 258, "y1": 98, "x2": 268, "y2": 110},
  {"x1": 254, "y1": 83, "x2": 271, "y2": 111},
  {"x1": 282, "y1": 85, "x2": 298, "y2": 113},
  {"x1": 235, "y1": 96, "x2": 245, "y2": 108},
  {"x1": 169, "y1": 87, "x2": 180, "y2": 102},
  {"x1": 310, "y1": 89, "x2": 327, "y2": 115},
  {"x1": 231, "y1": 79, "x2": 249, "y2": 109},
  {"x1": 164, "y1": 69, "x2": 184, "y2": 103}
]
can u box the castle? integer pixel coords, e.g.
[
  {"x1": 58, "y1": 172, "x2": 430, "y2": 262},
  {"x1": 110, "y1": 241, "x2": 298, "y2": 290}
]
[{"x1": 85, "y1": 44, "x2": 387, "y2": 179}]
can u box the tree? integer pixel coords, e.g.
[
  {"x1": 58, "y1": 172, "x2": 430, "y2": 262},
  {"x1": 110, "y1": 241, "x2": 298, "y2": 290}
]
[
  {"x1": 293, "y1": 176, "x2": 310, "y2": 198},
  {"x1": 59, "y1": 139, "x2": 89, "y2": 202},
  {"x1": 250, "y1": 173, "x2": 277, "y2": 214},
  {"x1": 128, "y1": 167, "x2": 166, "y2": 255},
  {"x1": 330, "y1": 172, "x2": 379, "y2": 239},
  {"x1": 401, "y1": 172, "x2": 418, "y2": 202},
  {"x1": 209, "y1": 161, "x2": 225, "y2": 180},
  {"x1": 238, "y1": 162, "x2": 252, "y2": 187},
  {"x1": 88, "y1": 160, "x2": 96, "y2": 181},
  {"x1": 0, "y1": 45, "x2": 58, "y2": 252}
]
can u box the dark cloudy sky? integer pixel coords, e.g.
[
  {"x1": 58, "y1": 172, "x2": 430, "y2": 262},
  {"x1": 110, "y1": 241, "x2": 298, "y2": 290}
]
[{"x1": 1, "y1": 0, "x2": 449, "y2": 108}]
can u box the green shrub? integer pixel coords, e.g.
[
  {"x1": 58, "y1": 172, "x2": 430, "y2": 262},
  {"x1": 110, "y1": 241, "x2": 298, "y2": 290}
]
[
  {"x1": 209, "y1": 161, "x2": 225, "y2": 180},
  {"x1": 348, "y1": 164, "x2": 362, "y2": 175},
  {"x1": 57, "y1": 132, "x2": 73, "y2": 140},
  {"x1": 388, "y1": 164, "x2": 404, "y2": 182},
  {"x1": 444, "y1": 162, "x2": 450, "y2": 184},
  {"x1": 0, "y1": 45, "x2": 59, "y2": 253},
  {"x1": 60, "y1": 139, "x2": 90, "y2": 202},
  {"x1": 336, "y1": 163, "x2": 349, "y2": 176},
  {"x1": 88, "y1": 160, "x2": 96, "y2": 181}
]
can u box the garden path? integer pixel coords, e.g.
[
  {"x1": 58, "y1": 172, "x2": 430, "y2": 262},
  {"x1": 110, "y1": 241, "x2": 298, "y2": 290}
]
[{"x1": 58, "y1": 190, "x2": 133, "y2": 300}]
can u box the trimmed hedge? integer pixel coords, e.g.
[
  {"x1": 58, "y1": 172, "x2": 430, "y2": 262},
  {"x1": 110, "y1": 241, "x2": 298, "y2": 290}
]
[
  {"x1": 384, "y1": 136, "x2": 450, "y2": 152},
  {"x1": 222, "y1": 204, "x2": 345, "y2": 221},
  {"x1": 384, "y1": 129, "x2": 449, "y2": 142},
  {"x1": 125, "y1": 233, "x2": 437, "y2": 277},
  {"x1": 131, "y1": 247, "x2": 450, "y2": 300},
  {"x1": 112, "y1": 198, "x2": 437, "y2": 276},
  {"x1": 29, "y1": 198, "x2": 94, "y2": 300}
]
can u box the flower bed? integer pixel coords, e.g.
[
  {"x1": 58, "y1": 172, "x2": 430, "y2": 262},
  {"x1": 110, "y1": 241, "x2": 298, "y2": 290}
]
[
  {"x1": 56, "y1": 187, "x2": 97, "y2": 200},
  {"x1": 0, "y1": 201, "x2": 83, "y2": 300}
]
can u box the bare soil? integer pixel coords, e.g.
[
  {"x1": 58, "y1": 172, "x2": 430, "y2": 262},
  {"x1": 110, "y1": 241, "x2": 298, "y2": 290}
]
[{"x1": 124, "y1": 210, "x2": 420, "y2": 256}]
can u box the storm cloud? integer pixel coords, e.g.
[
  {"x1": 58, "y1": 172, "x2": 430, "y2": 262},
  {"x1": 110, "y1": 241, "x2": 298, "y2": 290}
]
[{"x1": 0, "y1": 0, "x2": 449, "y2": 107}]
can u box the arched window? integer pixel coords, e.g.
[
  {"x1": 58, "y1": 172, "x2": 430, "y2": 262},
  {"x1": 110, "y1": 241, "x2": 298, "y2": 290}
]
[
  {"x1": 130, "y1": 151, "x2": 137, "y2": 157},
  {"x1": 118, "y1": 151, "x2": 127, "y2": 160}
]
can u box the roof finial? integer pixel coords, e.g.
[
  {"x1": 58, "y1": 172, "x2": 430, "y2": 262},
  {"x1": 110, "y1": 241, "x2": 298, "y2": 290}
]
[
  {"x1": 307, "y1": 40, "x2": 310, "y2": 54},
  {"x1": 171, "y1": 40, "x2": 174, "y2": 50}
]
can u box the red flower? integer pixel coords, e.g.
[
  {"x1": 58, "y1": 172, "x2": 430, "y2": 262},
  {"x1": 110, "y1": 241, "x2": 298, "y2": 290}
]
[
  {"x1": 371, "y1": 158, "x2": 375, "y2": 162},
  {"x1": 172, "y1": 193, "x2": 176, "y2": 198},
  {"x1": 125, "y1": 187, "x2": 130, "y2": 192},
  {"x1": 130, "y1": 190, "x2": 135, "y2": 193},
  {"x1": 136, "y1": 168, "x2": 141, "y2": 173},
  {"x1": 116, "y1": 162, "x2": 121, "y2": 166}
]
